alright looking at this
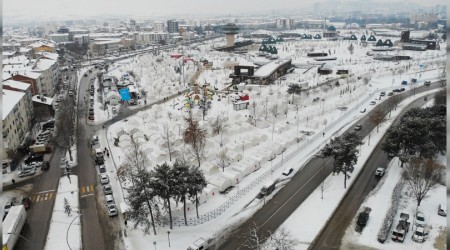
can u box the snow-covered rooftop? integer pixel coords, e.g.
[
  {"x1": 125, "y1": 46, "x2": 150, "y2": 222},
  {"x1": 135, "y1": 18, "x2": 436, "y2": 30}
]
[
  {"x1": 254, "y1": 59, "x2": 291, "y2": 78},
  {"x1": 3, "y1": 89, "x2": 25, "y2": 120},
  {"x1": 32, "y1": 95, "x2": 53, "y2": 105},
  {"x1": 3, "y1": 80, "x2": 31, "y2": 91}
]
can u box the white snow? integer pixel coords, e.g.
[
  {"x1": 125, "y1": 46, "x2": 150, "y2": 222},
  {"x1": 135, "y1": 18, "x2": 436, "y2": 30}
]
[{"x1": 44, "y1": 175, "x2": 81, "y2": 250}]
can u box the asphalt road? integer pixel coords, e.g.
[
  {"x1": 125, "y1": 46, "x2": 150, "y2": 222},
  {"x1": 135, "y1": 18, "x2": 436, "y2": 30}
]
[
  {"x1": 309, "y1": 89, "x2": 440, "y2": 250},
  {"x1": 217, "y1": 82, "x2": 443, "y2": 250}
]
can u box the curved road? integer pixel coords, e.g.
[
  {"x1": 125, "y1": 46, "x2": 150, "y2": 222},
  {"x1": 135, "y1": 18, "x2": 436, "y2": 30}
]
[{"x1": 217, "y1": 82, "x2": 443, "y2": 250}]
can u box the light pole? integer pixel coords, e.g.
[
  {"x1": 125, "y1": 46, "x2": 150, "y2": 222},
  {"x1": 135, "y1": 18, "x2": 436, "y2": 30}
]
[
  {"x1": 153, "y1": 241, "x2": 157, "y2": 250},
  {"x1": 66, "y1": 213, "x2": 81, "y2": 250},
  {"x1": 167, "y1": 231, "x2": 171, "y2": 247}
]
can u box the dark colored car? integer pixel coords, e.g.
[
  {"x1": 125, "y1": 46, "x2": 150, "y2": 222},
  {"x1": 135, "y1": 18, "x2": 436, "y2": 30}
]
[
  {"x1": 41, "y1": 161, "x2": 50, "y2": 170},
  {"x1": 21, "y1": 197, "x2": 31, "y2": 210},
  {"x1": 357, "y1": 212, "x2": 369, "y2": 227},
  {"x1": 24, "y1": 154, "x2": 44, "y2": 164},
  {"x1": 88, "y1": 115, "x2": 95, "y2": 120},
  {"x1": 399, "y1": 88, "x2": 405, "y2": 92}
]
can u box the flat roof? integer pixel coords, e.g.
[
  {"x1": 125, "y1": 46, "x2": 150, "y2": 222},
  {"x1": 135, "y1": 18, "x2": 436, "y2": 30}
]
[
  {"x1": 32, "y1": 95, "x2": 53, "y2": 106},
  {"x1": 3, "y1": 80, "x2": 31, "y2": 91},
  {"x1": 3, "y1": 89, "x2": 26, "y2": 120},
  {"x1": 254, "y1": 59, "x2": 291, "y2": 78}
]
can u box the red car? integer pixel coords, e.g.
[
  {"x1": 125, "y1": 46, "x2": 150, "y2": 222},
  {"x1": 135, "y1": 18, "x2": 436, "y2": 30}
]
[{"x1": 21, "y1": 197, "x2": 31, "y2": 210}]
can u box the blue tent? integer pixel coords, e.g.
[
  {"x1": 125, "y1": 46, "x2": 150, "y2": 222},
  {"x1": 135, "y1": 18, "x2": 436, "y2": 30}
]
[{"x1": 119, "y1": 88, "x2": 131, "y2": 101}]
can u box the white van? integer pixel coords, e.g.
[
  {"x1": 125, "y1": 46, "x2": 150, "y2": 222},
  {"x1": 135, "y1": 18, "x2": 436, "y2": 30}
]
[{"x1": 187, "y1": 238, "x2": 207, "y2": 250}]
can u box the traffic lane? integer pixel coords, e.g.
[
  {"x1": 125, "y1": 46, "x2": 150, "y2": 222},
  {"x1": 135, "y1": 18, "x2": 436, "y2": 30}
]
[
  {"x1": 219, "y1": 157, "x2": 333, "y2": 250},
  {"x1": 310, "y1": 95, "x2": 432, "y2": 250},
  {"x1": 79, "y1": 194, "x2": 107, "y2": 250},
  {"x1": 16, "y1": 147, "x2": 63, "y2": 250}
]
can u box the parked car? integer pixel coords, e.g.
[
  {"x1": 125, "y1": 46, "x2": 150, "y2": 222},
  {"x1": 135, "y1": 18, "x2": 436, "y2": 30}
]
[
  {"x1": 370, "y1": 101, "x2": 376, "y2": 105},
  {"x1": 282, "y1": 167, "x2": 293, "y2": 176},
  {"x1": 380, "y1": 91, "x2": 386, "y2": 96},
  {"x1": 357, "y1": 212, "x2": 369, "y2": 227},
  {"x1": 411, "y1": 225, "x2": 428, "y2": 243},
  {"x1": 107, "y1": 204, "x2": 118, "y2": 217},
  {"x1": 100, "y1": 174, "x2": 109, "y2": 185},
  {"x1": 41, "y1": 161, "x2": 50, "y2": 170},
  {"x1": 99, "y1": 165, "x2": 106, "y2": 173},
  {"x1": 84, "y1": 73, "x2": 88, "y2": 77},
  {"x1": 387, "y1": 92, "x2": 393, "y2": 96},
  {"x1": 24, "y1": 154, "x2": 44, "y2": 164},
  {"x1": 438, "y1": 204, "x2": 447, "y2": 216},
  {"x1": 360, "y1": 108, "x2": 366, "y2": 113},
  {"x1": 88, "y1": 115, "x2": 95, "y2": 120},
  {"x1": 103, "y1": 184, "x2": 113, "y2": 195},
  {"x1": 393, "y1": 89, "x2": 401, "y2": 92},
  {"x1": 415, "y1": 211, "x2": 425, "y2": 227},
  {"x1": 399, "y1": 88, "x2": 405, "y2": 92},
  {"x1": 19, "y1": 167, "x2": 36, "y2": 178},
  {"x1": 21, "y1": 197, "x2": 31, "y2": 210},
  {"x1": 375, "y1": 167, "x2": 385, "y2": 177},
  {"x1": 104, "y1": 194, "x2": 115, "y2": 206},
  {"x1": 354, "y1": 124, "x2": 362, "y2": 131},
  {"x1": 424, "y1": 81, "x2": 431, "y2": 87}
]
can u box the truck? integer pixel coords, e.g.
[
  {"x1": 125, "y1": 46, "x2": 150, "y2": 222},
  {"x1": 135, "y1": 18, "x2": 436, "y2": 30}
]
[
  {"x1": 28, "y1": 144, "x2": 51, "y2": 154},
  {"x1": 91, "y1": 136, "x2": 104, "y2": 164},
  {"x1": 259, "y1": 181, "x2": 276, "y2": 197},
  {"x1": 391, "y1": 212, "x2": 410, "y2": 242},
  {"x1": 2, "y1": 205, "x2": 27, "y2": 250}
]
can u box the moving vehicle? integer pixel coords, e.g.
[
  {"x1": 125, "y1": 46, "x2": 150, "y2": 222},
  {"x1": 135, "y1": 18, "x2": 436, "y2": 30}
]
[
  {"x1": 187, "y1": 237, "x2": 208, "y2": 250},
  {"x1": 411, "y1": 225, "x2": 428, "y2": 243},
  {"x1": 2, "y1": 205, "x2": 27, "y2": 250},
  {"x1": 375, "y1": 168, "x2": 385, "y2": 177},
  {"x1": 424, "y1": 81, "x2": 431, "y2": 87},
  {"x1": 259, "y1": 182, "x2": 276, "y2": 197},
  {"x1": 392, "y1": 213, "x2": 410, "y2": 242}
]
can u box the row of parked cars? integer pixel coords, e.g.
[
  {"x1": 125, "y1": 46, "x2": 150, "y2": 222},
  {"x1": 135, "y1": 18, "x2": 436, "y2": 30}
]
[{"x1": 88, "y1": 81, "x2": 95, "y2": 120}]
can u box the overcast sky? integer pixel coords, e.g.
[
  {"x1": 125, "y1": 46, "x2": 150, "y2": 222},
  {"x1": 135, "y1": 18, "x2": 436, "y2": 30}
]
[{"x1": 4, "y1": 0, "x2": 447, "y2": 20}]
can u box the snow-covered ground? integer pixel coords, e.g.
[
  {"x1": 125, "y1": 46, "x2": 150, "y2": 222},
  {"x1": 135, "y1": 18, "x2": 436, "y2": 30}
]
[
  {"x1": 44, "y1": 175, "x2": 81, "y2": 250},
  {"x1": 87, "y1": 34, "x2": 445, "y2": 249}
]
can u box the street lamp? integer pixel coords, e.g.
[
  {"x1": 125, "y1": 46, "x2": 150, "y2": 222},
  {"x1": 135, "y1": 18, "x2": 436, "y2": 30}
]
[
  {"x1": 66, "y1": 213, "x2": 81, "y2": 250},
  {"x1": 167, "y1": 231, "x2": 171, "y2": 247}
]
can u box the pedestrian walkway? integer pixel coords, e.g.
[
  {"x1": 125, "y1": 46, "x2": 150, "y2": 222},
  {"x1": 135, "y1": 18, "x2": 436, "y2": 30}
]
[
  {"x1": 80, "y1": 185, "x2": 95, "y2": 194},
  {"x1": 31, "y1": 191, "x2": 55, "y2": 203}
]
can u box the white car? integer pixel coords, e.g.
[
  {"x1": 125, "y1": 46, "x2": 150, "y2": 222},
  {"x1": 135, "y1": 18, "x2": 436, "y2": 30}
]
[
  {"x1": 282, "y1": 168, "x2": 294, "y2": 176},
  {"x1": 412, "y1": 225, "x2": 428, "y2": 243},
  {"x1": 370, "y1": 101, "x2": 376, "y2": 105},
  {"x1": 415, "y1": 211, "x2": 425, "y2": 227},
  {"x1": 100, "y1": 174, "x2": 109, "y2": 185},
  {"x1": 375, "y1": 167, "x2": 385, "y2": 177},
  {"x1": 105, "y1": 194, "x2": 115, "y2": 206},
  {"x1": 107, "y1": 204, "x2": 118, "y2": 217}
]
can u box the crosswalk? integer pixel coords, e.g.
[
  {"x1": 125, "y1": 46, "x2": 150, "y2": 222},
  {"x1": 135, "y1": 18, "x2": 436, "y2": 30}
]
[{"x1": 31, "y1": 185, "x2": 95, "y2": 204}]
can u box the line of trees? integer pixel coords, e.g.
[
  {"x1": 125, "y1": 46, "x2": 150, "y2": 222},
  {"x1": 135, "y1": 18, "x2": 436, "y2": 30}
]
[
  {"x1": 381, "y1": 103, "x2": 446, "y2": 207},
  {"x1": 118, "y1": 140, "x2": 207, "y2": 234}
]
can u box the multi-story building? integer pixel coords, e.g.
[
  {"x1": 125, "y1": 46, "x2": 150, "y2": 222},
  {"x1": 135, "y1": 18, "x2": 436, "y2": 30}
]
[
  {"x1": 276, "y1": 18, "x2": 295, "y2": 30},
  {"x1": 135, "y1": 32, "x2": 170, "y2": 45},
  {"x1": 410, "y1": 12, "x2": 438, "y2": 24},
  {"x1": 49, "y1": 33, "x2": 70, "y2": 44},
  {"x1": 3, "y1": 80, "x2": 34, "y2": 123},
  {"x1": 2, "y1": 89, "x2": 33, "y2": 159},
  {"x1": 167, "y1": 20, "x2": 179, "y2": 34},
  {"x1": 89, "y1": 39, "x2": 122, "y2": 56},
  {"x1": 154, "y1": 21, "x2": 165, "y2": 32},
  {"x1": 73, "y1": 34, "x2": 90, "y2": 45},
  {"x1": 29, "y1": 58, "x2": 59, "y2": 97}
]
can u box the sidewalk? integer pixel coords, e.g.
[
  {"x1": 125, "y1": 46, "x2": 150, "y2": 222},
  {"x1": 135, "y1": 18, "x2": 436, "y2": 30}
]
[{"x1": 44, "y1": 175, "x2": 81, "y2": 250}]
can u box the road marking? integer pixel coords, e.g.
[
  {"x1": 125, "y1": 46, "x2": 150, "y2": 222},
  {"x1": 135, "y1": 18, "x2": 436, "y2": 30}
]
[
  {"x1": 45, "y1": 194, "x2": 48, "y2": 200},
  {"x1": 81, "y1": 193, "x2": 94, "y2": 198},
  {"x1": 86, "y1": 186, "x2": 90, "y2": 192},
  {"x1": 81, "y1": 186, "x2": 86, "y2": 193},
  {"x1": 238, "y1": 158, "x2": 333, "y2": 249},
  {"x1": 49, "y1": 193, "x2": 53, "y2": 200},
  {"x1": 90, "y1": 185, "x2": 94, "y2": 192},
  {"x1": 36, "y1": 195, "x2": 40, "y2": 202},
  {"x1": 32, "y1": 196, "x2": 37, "y2": 202},
  {"x1": 36, "y1": 189, "x2": 55, "y2": 194}
]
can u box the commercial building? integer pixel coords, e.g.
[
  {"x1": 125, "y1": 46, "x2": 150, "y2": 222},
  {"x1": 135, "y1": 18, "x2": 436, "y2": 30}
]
[
  {"x1": 167, "y1": 20, "x2": 179, "y2": 34},
  {"x1": 276, "y1": 18, "x2": 294, "y2": 30},
  {"x1": 135, "y1": 32, "x2": 170, "y2": 45},
  {"x1": 49, "y1": 33, "x2": 70, "y2": 44}
]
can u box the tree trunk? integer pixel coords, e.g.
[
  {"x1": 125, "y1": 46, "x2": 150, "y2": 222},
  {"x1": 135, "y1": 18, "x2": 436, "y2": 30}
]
[
  {"x1": 183, "y1": 195, "x2": 187, "y2": 226},
  {"x1": 167, "y1": 198, "x2": 173, "y2": 229},
  {"x1": 68, "y1": 148, "x2": 73, "y2": 161},
  {"x1": 146, "y1": 199, "x2": 157, "y2": 235},
  {"x1": 344, "y1": 169, "x2": 347, "y2": 189},
  {"x1": 195, "y1": 193, "x2": 199, "y2": 219}
]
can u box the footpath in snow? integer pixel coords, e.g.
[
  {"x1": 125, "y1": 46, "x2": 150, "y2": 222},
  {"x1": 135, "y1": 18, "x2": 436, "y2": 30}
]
[{"x1": 44, "y1": 175, "x2": 81, "y2": 250}]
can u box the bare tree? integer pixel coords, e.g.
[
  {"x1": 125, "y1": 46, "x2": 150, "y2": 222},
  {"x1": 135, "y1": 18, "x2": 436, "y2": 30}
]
[
  {"x1": 161, "y1": 124, "x2": 175, "y2": 161},
  {"x1": 242, "y1": 222, "x2": 264, "y2": 250},
  {"x1": 250, "y1": 101, "x2": 258, "y2": 126},
  {"x1": 210, "y1": 115, "x2": 228, "y2": 147},
  {"x1": 386, "y1": 94, "x2": 401, "y2": 117},
  {"x1": 269, "y1": 103, "x2": 279, "y2": 118},
  {"x1": 216, "y1": 149, "x2": 230, "y2": 172},
  {"x1": 403, "y1": 158, "x2": 445, "y2": 207},
  {"x1": 183, "y1": 113, "x2": 206, "y2": 168},
  {"x1": 369, "y1": 107, "x2": 387, "y2": 132},
  {"x1": 49, "y1": 97, "x2": 76, "y2": 161},
  {"x1": 347, "y1": 43, "x2": 354, "y2": 54},
  {"x1": 264, "y1": 227, "x2": 299, "y2": 250},
  {"x1": 282, "y1": 102, "x2": 288, "y2": 118}
]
